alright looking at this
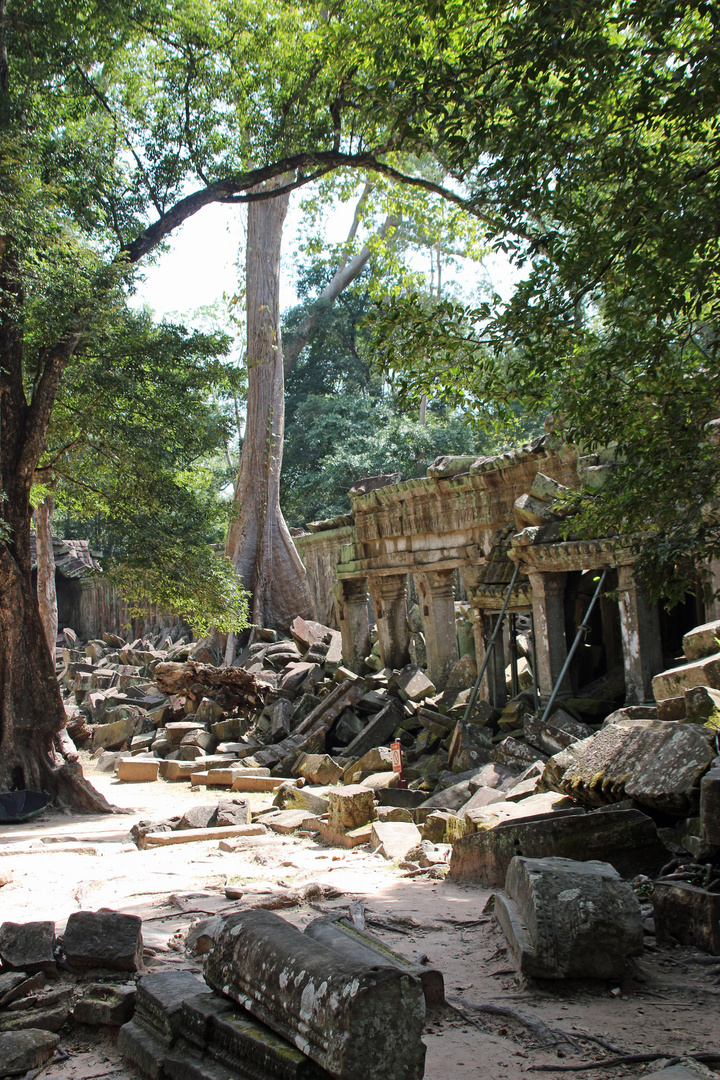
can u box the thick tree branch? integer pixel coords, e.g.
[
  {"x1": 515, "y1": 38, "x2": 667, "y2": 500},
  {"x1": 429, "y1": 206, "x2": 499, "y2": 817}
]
[{"x1": 283, "y1": 209, "x2": 399, "y2": 376}]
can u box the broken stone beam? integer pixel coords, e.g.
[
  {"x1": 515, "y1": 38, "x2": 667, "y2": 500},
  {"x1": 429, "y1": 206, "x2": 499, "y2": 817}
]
[
  {"x1": 304, "y1": 915, "x2": 445, "y2": 1007},
  {"x1": 343, "y1": 700, "x2": 403, "y2": 759},
  {"x1": 294, "y1": 679, "x2": 365, "y2": 736},
  {"x1": 494, "y1": 856, "x2": 643, "y2": 979},
  {"x1": 143, "y1": 824, "x2": 267, "y2": 847},
  {"x1": 164, "y1": 990, "x2": 335, "y2": 1080},
  {"x1": 203, "y1": 910, "x2": 426, "y2": 1080},
  {"x1": 449, "y1": 807, "x2": 667, "y2": 887}
]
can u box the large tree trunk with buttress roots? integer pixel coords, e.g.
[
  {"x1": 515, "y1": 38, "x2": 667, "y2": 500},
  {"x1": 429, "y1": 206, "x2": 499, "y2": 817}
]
[
  {"x1": 0, "y1": 247, "x2": 111, "y2": 810},
  {"x1": 225, "y1": 181, "x2": 313, "y2": 632}
]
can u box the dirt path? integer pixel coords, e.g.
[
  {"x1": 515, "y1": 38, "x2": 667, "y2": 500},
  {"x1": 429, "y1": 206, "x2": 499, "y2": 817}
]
[{"x1": 1, "y1": 764, "x2": 718, "y2": 1080}]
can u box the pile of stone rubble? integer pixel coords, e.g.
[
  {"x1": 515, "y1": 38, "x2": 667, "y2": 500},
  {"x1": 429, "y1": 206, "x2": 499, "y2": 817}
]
[{"x1": 56, "y1": 612, "x2": 720, "y2": 939}]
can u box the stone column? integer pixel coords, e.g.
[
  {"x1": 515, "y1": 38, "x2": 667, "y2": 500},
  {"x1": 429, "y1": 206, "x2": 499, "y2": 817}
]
[
  {"x1": 528, "y1": 570, "x2": 568, "y2": 704},
  {"x1": 367, "y1": 573, "x2": 410, "y2": 671},
  {"x1": 471, "y1": 609, "x2": 492, "y2": 701},
  {"x1": 335, "y1": 577, "x2": 371, "y2": 674},
  {"x1": 413, "y1": 569, "x2": 459, "y2": 690},
  {"x1": 616, "y1": 563, "x2": 663, "y2": 704}
]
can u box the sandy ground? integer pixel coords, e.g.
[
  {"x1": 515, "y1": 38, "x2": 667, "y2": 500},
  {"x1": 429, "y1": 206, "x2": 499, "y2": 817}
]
[{"x1": 1, "y1": 763, "x2": 719, "y2": 1080}]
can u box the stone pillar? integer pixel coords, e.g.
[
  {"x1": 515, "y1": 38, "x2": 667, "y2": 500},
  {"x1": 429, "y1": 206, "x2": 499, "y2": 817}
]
[
  {"x1": 471, "y1": 609, "x2": 492, "y2": 701},
  {"x1": 616, "y1": 563, "x2": 664, "y2": 704},
  {"x1": 528, "y1": 571, "x2": 568, "y2": 704},
  {"x1": 413, "y1": 569, "x2": 459, "y2": 690},
  {"x1": 367, "y1": 574, "x2": 410, "y2": 671},
  {"x1": 336, "y1": 577, "x2": 371, "y2": 674},
  {"x1": 488, "y1": 611, "x2": 508, "y2": 707}
]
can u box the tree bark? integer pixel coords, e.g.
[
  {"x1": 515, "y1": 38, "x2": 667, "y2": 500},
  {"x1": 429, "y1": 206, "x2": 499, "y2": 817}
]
[
  {"x1": 225, "y1": 180, "x2": 314, "y2": 631},
  {"x1": 0, "y1": 246, "x2": 111, "y2": 810},
  {"x1": 34, "y1": 495, "x2": 58, "y2": 656}
]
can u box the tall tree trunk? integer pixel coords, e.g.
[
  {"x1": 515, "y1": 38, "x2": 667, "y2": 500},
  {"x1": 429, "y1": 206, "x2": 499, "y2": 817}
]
[
  {"x1": 34, "y1": 495, "x2": 58, "y2": 656},
  {"x1": 225, "y1": 181, "x2": 314, "y2": 631},
  {"x1": 0, "y1": 245, "x2": 111, "y2": 809}
]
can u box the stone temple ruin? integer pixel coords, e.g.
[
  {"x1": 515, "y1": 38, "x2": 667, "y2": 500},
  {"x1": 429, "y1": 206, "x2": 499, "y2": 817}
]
[
  {"x1": 298, "y1": 432, "x2": 713, "y2": 711},
  {"x1": 2, "y1": 431, "x2": 720, "y2": 1079}
]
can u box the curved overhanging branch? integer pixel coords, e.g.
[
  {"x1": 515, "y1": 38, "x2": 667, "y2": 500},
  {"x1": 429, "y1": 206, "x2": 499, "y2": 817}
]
[{"x1": 121, "y1": 149, "x2": 535, "y2": 268}]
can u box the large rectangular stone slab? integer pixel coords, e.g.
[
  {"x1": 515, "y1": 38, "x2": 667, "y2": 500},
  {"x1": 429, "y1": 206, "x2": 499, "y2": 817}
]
[
  {"x1": 369, "y1": 821, "x2": 421, "y2": 861},
  {"x1": 542, "y1": 720, "x2": 715, "y2": 814},
  {"x1": 449, "y1": 807, "x2": 666, "y2": 887},
  {"x1": 117, "y1": 758, "x2": 159, "y2": 782},
  {"x1": 203, "y1": 910, "x2": 426, "y2": 1080},
  {"x1": 144, "y1": 825, "x2": 266, "y2": 847},
  {"x1": 652, "y1": 653, "x2": 720, "y2": 701}
]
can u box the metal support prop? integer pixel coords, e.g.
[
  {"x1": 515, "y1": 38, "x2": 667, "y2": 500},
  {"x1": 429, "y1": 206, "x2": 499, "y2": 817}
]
[
  {"x1": 539, "y1": 568, "x2": 608, "y2": 726},
  {"x1": 462, "y1": 563, "x2": 521, "y2": 725}
]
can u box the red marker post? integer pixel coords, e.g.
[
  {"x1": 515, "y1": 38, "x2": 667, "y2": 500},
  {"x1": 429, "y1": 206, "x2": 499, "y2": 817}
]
[{"x1": 391, "y1": 738, "x2": 408, "y2": 789}]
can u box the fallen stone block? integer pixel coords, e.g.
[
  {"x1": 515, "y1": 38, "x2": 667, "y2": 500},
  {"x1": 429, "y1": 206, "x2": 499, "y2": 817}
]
[
  {"x1": 0, "y1": 992, "x2": 72, "y2": 1034},
  {"x1": 292, "y1": 752, "x2": 343, "y2": 786},
  {"x1": 343, "y1": 701, "x2": 403, "y2": 759},
  {"x1": 0, "y1": 973, "x2": 44, "y2": 1009},
  {"x1": 0, "y1": 1030, "x2": 60, "y2": 1077},
  {"x1": 447, "y1": 720, "x2": 492, "y2": 772},
  {"x1": 262, "y1": 809, "x2": 316, "y2": 834},
  {"x1": 144, "y1": 824, "x2": 267, "y2": 847},
  {"x1": 327, "y1": 784, "x2": 375, "y2": 830},
  {"x1": 305, "y1": 915, "x2": 445, "y2": 1008},
  {"x1": 602, "y1": 705, "x2": 659, "y2": 727},
  {"x1": 653, "y1": 882, "x2": 720, "y2": 955},
  {"x1": 164, "y1": 988, "x2": 334, "y2": 1080},
  {"x1": 421, "y1": 810, "x2": 466, "y2": 844},
  {"x1": 342, "y1": 746, "x2": 394, "y2": 784},
  {"x1": 166, "y1": 722, "x2": 207, "y2": 745},
  {"x1": 178, "y1": 805, "x2": 217, "y2": 830},
  {"x1": 495, "y1": 856, "x2": 643, "y2": 979},
  {"x1": 116, "y1": 758, "x2": 159, "y2": 782},
  {"x1": 274, "y1": 782, "x2": 330, "y2": 816},
  {"x1": 457, "y1": 786, "x2": 506, "y2": 816},
  {"x1": 491, "y1": 736, "x2": 543, "y2": 768},
  {"x1": 449, "y1": 806, "x2": 666, "y2": 887},
  {"x1": 542, "y1": 720, "x2": 715, "y2": 814},
  {"x1": 685, "y1": 685, "x2": 720, "y2": 721},
  {"x1": 652, "y1": 652, "x2": 720, "y2": 701},
  {"x1": 643, "y1": 1062, "x2": 718, "y2": 1080},
  {"x1": 0, "y1": 922, "x2": 56, "y2": 976},
  {"x1": 523, "y1": 711, "x2": 593, "y2": 757},
  {"x1": 395, "y1": 666, "x2": 436, "y2": 702},
  {"x1": 73, "y1": 983, "x2": 136, "y2": 1026},
  {"x1": 118, "y1": 971, "x2": 205, "y2": 1079},
  {"x1": 315, "y1": 821, "x2": 373, "y2": 848},
  {"x1": 370, "y1": 821, "x2": 422, "y2": 861},
  {"x1": 63, "y1": 911, "x2": 143, "y2": 972},
  {"x1": 92, "y1": 713, "x2": 144, "y2": 751},
  {"x1": 203, "y1": 910, "x2": 426, "y2": 1080},
  {"x1": 657, "y1": 695, "x2": 687, "y2": 721},
  {"x1": 683, "y1": 619, "x2": 720, "y2": 662},
  {"x1": 215, "y1": 796, "x2": 251, "y2": 826},
  {"x1": 231, "y1": 775, "x2": 284, "y2": 793}
]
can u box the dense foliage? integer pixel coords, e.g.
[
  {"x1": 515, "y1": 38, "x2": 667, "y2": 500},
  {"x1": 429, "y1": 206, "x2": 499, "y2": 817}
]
[{"x1": 364, "y1": 0, "x2": 720, "y2": 599}]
